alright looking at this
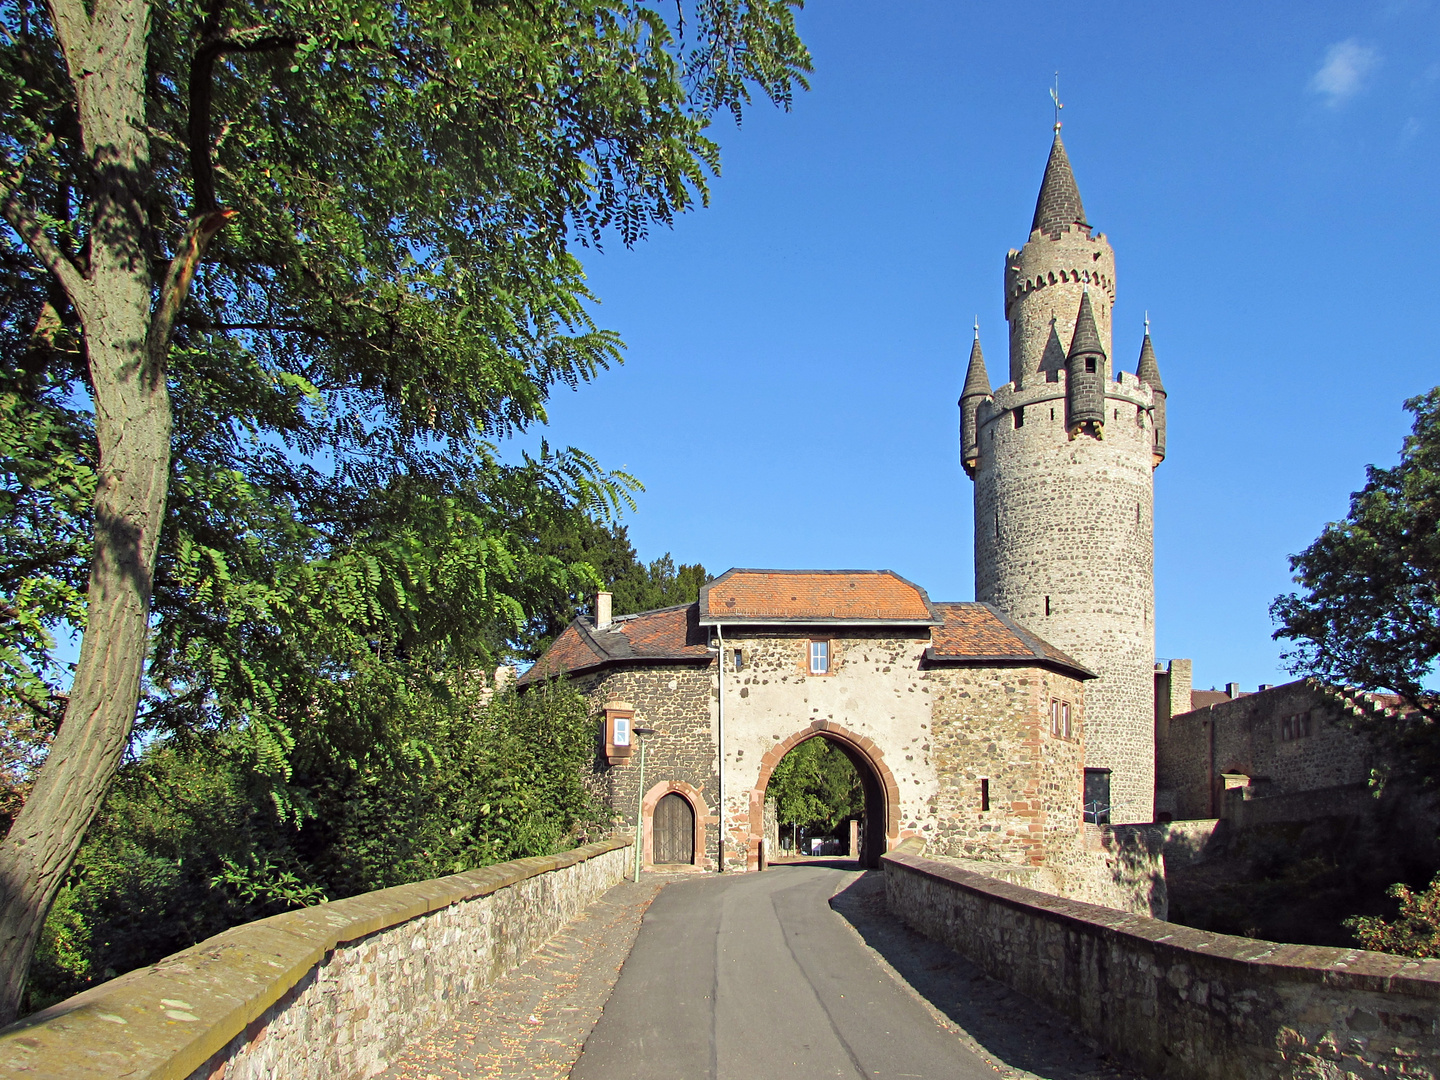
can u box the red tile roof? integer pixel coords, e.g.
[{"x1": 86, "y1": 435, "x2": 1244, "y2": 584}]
[
  {"x1": 518, "y1": 604, "x2": 710, "y2": 685},
  {"x1": 699, "y1": 569, "x2": 937, "y2": 624},
  {"x1": 925, "y1": 602, "x2": 1095, "y2": 679}
]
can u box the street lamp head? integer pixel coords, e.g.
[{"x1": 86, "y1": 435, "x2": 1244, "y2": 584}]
[{"x1": 634, "y1": 726, "x2": 656, "y2": 736}]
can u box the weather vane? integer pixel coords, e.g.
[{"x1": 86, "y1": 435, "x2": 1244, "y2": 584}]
[
  {"x1": 974, "y1": 316, "x2": 980, "y2": 340},
  {"x1": 1050, "y1": 72, "x2": 1063, "y2": 132},
  {"x1": 1145, "y1": 310, "x2": 1150, "y2": 335}
]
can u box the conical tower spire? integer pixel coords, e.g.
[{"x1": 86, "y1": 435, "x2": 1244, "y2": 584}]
[
  {"x1": 1135, "y1": 320, "x2": 1166, "y2": 466},
  {"x1": 1031, "y1": 132, "x2": 1088, "y2": 239},
  {"x1": 1065, "y1": 289, "x2": 1106, "y2": 435},
  {"x1": 959, "y1": 322, "x2": 992, "y2": 478}
]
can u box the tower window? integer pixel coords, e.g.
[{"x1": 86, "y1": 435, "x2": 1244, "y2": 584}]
[
  {"x1": 994, "y1": 513, "x2": 1000, "y2": 538},
  {"x1": 1085, "y1": 358, "x2": 1097, "y2": 373},
  {"x1": 733, "y1": 648, "x2": 744, "y2": 672},
  {"x1": 1014, "y1": 406, "x2": 1024, "y2": 428},
  {"x1": 1050, "y1": 699, "x2": 1072, "y2": 738},
  {"x1": 980, "y1": 778, "x2": 990, "y2": 812},
  {"x1": 1050, "y1": 407, "x2": 1055, "y2": 421}
]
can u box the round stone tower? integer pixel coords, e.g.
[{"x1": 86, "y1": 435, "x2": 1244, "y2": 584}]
[{"x1": 961, "y1": 128, "x2": 1167, "y2": 824}]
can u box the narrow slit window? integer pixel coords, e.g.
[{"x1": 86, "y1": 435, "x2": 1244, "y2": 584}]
[
  {"x1": 1050, "y1": 407, "x2": 1055, "y2": 421},
  {"x1": 1045, "y1": 595, "x2": 1051, "y2": 616},
  {"x1": 1014, "y1": 406, "x2": 1024, "y2": 428},
  {"x1": 994, "y1": 513, "x2": 1000, "y2": 538},
  {"x1": 980, "y1": 778, "x2": 990, "y2": 812},
  {"x1": 732, "y1": 648, "x2": 744, "y2": 672}
]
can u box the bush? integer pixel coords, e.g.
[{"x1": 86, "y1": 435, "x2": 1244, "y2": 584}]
[
  {"x1": 1347, "y1": 874, "x2": 1440, "y2": 957},
  {"x1": 24, "y1": 677, "x2": 604, "y2": 1013}
]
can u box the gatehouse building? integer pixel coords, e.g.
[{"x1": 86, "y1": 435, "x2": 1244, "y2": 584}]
[{"x1": 521, "y1": 124, "x2": 1171, "y2": 887}]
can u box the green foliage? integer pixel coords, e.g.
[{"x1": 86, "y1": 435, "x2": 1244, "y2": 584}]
[
  {"x1": 24, "y1": 678, "x2": 603, "y2": 1012},
  {"x1": 768, "y1": 737, "x2": 863, "y2": 835},
  {"x1": 1347, "y1": 873, "x2": 1440, "y2": 957},
  {"x1": 504, "y1": 515, "x2": 708, "y2": 660},
  {"x1": 1273, "y1": 387, "x2": 1440, "y2": 723}
]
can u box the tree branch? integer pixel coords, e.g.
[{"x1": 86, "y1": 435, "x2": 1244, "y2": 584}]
[
  {"x1": 146, "y1": 209, "x2": 235, "y2": 380},
  {"x1": 189, "y1": 28, "x2": 303, "y2": 213},
  {"x1": 2, "y1": 192, "x2": 89, "y2": 312}
]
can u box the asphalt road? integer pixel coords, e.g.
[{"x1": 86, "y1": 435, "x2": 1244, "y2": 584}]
[{"x1": 569, "y1": 863, "x2": 1000, "y2": 1080}]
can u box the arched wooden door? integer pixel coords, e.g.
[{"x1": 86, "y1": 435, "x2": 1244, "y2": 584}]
[{"x1": 652, "y1": 792, "x2": 695, "y2": 865}]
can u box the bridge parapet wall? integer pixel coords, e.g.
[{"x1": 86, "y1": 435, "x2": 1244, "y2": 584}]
[
  {"x1": 884, "y1": 842, "x2": 1440, "y2": 1080},
  {"x1": 0, "y1": 837, "x2": 630, "y2": 1080}
]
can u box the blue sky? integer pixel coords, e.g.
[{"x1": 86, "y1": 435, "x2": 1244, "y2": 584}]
[{"x1": 509, "y1": 0, "x2": 1440, "y2": 694}]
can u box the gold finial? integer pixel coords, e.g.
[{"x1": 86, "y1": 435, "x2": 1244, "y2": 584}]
[{"x1": 1050, "y1": 72, "x2": 1063, "y2": 132}]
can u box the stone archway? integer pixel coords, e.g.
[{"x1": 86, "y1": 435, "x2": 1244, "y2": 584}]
[
  {"x1": 641, "y1": 780, "x2": 711, "y2": 871},
  {"x1": 749, "y1": 720, "x2": 900, "y2": 870}
]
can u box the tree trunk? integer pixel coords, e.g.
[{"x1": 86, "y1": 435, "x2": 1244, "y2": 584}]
[{"x1": 0, "y1": 0, "x2": 165, "y2": 1025}]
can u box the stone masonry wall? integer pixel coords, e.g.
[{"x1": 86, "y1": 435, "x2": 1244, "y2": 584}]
[
  {"x1": 0, "y1": 840, "x2": 629, "y2": 1080},
  {"x1": 927, "y1": 664, "x2": 1085, "y2": 867},
  {"x1": 885, "y1": 844, "x2": 1440, "y2": 1080},
  {"x1": 719, "y1": 629, "x2": 937, "y2": 871},
  {"x1": 1158, "y1": 680, "x2": 1376, "y2": 821},
  {"x1": 577, "y1": 664, "x2": 718, "y2": 869}
]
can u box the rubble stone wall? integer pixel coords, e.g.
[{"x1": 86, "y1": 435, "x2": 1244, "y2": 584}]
[
  {"x1": 885, "y1": 843, "x2": 1440, "y2": 1080},
  {"x1": 0, "y1": 840, "x2": 629, "y2": 1080}
]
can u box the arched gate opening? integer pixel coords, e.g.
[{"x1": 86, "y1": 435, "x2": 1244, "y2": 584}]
[{"x1": 749, "y1": 721, "x2": 899, "y2": 870}]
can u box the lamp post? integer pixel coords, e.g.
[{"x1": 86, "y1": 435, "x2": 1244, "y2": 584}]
[{"x1": 633, "y1": 726, "x2": 656, "y2": 881}]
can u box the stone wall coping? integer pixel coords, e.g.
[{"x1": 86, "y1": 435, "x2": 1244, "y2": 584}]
[
  {"x1": 0, "y1": 837, "x2": 630, "y2": 1080},
  {"x1": 882, "y1": 848, "x2": 1440, "y2": 998}
]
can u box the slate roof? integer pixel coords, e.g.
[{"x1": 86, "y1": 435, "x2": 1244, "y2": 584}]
[
  {"x1": 698, "y1": 569, "x2": 939, "y2": 625},
  {"x1": 1136, "y1": 332, "x2": 1165, "y2": 393},
  {"x1": 960, "y1": 334, "x2": 991, "y2": 401},
  {"x1": 1068, "y1": 289, "x2": 1105, "y2": 360},
  {"x1": 925, "y1": 602, "x2": 1096, "y2": 680},
  {"x1": 1031, "y1": 131, "x2": 1089, "y2": 238},
  {"x1": 516, "y1": 603, "x2": 710, "y2": 686}
]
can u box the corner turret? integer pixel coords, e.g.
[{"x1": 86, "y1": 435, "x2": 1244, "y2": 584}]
[
  {"x1": 1135, "y1": 324, "x2": 1166, "y2": 467},
  {"x1": 959, "y1": 325, "x2": 991, "y2": 478},
  {"x1": 1065, "y1": 290, "x2": 1106, "y2": 437}
]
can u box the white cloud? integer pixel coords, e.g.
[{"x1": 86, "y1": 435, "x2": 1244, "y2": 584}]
[{"x1": 1310, "y1": 39, "x2": 1381, "y2": 105}]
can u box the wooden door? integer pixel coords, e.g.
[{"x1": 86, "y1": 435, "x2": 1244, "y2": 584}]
[{"x1": 653, "y1": 792, "x2": 695, "y2": 865}]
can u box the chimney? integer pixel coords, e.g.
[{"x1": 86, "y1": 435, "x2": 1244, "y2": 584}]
[
  {"x1": 1258, "y1": 683, "x2": 1273, "y2": 692},
  {"x1": 595, "y1": 591, "x2": 613, "y2": 630},
  {"x1": 1226, "y1": 682, "x2": 1240, "y2": 699}
]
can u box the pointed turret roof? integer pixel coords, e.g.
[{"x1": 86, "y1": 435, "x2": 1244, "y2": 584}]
[
  {"x1": 960, "y1": 329, "x2": 991, "y2": 400},
  {"x1": 1067, "y1": 290, "x2": 1105, "y2": 359},
  {"x1": 1031, "y1": 131, "x2": 1089, "y2": 238},
  {"x1": 1136, "y1": 330, "x2": 1165, "y2": 394}
]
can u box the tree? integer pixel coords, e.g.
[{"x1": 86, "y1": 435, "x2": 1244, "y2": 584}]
[
  {"x1": 1272, "y1": 387, "x2": 1440, "y2": 736},
  {"x1": 768, "y1": 737, "x2": 862, "y2": 840},
  {"x1": 0, "y1": 0, "x2": 810, "y2": 1020},
  {"x1": 503, "y1": 515, "x2": 708, "y2": 661}
]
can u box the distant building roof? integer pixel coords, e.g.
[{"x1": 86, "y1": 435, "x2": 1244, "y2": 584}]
[
  {"x1": 925, "y1": 602, "x2": 1096, "y2": 680},
  {"x1": 698, "y1": 569, "x2": 939, "y2": 626},
  {"x1": 1191, "y1": 689, "x2": 1241, "y2": 710},
  {"x1": 517, "y1": 604, "x2": 709, "y2": 686}
]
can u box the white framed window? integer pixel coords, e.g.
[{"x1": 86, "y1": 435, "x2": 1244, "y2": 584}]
[
  {"x1": 1050, "y1": 699, "x2": 1072, "y2": 739},
  {"x1": 809, "y1": 640, "x2": 830, "y2": 675}
]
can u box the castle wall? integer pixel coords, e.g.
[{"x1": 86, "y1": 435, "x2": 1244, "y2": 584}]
[
  {"x1": 927, "y1": 664, "x2": 1085, "y2": 866},
  {"x1": 575, "y1": 664, "x2": 720, "y2": 868},
  {"x1": 1156, "y1": 681, "x2": 1376, "y2": 821},
  {"x1": 718, "y1": 629, "x2": 937, "y2": 871}
]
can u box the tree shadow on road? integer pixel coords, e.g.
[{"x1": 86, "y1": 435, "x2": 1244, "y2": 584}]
[{"x1": 828, "y1": 870, "x2": 1150, "y2": 1080}]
